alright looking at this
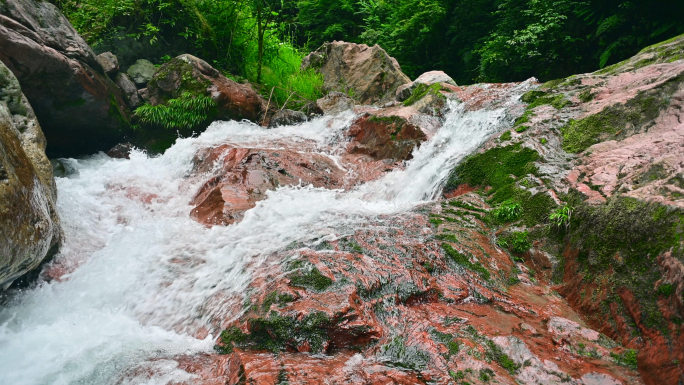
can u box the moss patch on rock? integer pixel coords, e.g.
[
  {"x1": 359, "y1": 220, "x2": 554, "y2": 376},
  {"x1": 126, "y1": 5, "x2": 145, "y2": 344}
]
[
  {"x1": 560, "y1": 86, "x2": 673, "y2": 153},
  {"x1": 217, "y1": 311, "x2": 333, "y2": 353},
  {"x1": 403, "y1": 83, "x2": 444, "y2": 107},
  {"x1": 568, "y1": 194, "x2": 684, "y2": 334}
]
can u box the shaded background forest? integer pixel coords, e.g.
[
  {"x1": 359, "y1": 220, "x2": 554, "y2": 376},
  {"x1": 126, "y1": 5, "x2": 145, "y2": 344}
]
[{"x1": 51, "y1": 0, "x2": 684, "y2": 101}]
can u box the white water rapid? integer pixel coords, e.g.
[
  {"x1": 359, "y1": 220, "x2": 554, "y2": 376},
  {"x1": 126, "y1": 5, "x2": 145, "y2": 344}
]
[{"x1": 0, "y1": 85, "x2": 528, "y2": 385}]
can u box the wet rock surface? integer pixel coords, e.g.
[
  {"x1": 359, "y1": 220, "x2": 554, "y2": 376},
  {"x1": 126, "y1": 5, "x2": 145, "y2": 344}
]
[
  {"x1": 0, "y1": 60, "x2": 61, "y2": 288},
  {"x1": 131, "y1": 194, "x2": 643, "y2": 384},
  {"x1": 0, "y1": 0, "x2": 131, "y2": 157},
  {"x1": 444, "y1": 34, "x2": 684, "y2": 385}
]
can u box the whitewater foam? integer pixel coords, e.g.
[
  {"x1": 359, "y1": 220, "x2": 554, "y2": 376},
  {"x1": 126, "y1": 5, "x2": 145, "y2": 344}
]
[{"x1": 0, "y1": 89, "x2": 526, "y2": 384}]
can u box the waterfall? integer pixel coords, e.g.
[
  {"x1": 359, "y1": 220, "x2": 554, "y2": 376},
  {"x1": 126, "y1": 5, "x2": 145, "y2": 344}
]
[{"x1": 0, "y1": 85, "x2": 527, "y2": 384}]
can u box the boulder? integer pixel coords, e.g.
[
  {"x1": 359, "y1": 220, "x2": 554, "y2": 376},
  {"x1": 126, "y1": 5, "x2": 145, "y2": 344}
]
[
  {"x1": 396, "y1": 70, "x2": 457, "y2": 101},
  {"x1": 106, "y1": 142, "x2": 135, "y2": 159},
  {"x1": 0, "y1": 61, "x2": 61, "y2": 289},
  {"x1": 146, "y1": 54, "x2": 264, "y2": 123},
  {"x1": 126, "y1": 59, "x2": 156, "y2": 87},
  {"x1": 0, "y1": 0, "x2": 131, "y2": 157},
  {"x1": 115, "y1": 73, "x2": 142, "y2": 109},
  {"x1": 96, "y1": 52, "x2": 119, "y2": 74},
  {"x1": 268, "y1": 109, "x2": 307, "y2": 128},
  {"x1": 302, "y1": 41, "x2": 411, "y2": 105},
  {"x1": 316, "y1": 91, "x2": 354, "y2": 115},
  {"x1": 347, "y1": 114, "x2": 427, "y2": 161}
]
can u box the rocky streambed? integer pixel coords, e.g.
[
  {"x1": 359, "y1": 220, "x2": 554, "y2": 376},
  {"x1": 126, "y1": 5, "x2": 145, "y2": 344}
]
[{"x1": 1, "y1": 2, "x2": 684, "y2": 383}]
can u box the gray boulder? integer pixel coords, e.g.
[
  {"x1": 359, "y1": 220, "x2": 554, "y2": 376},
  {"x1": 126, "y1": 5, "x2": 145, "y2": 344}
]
[
  {"x1": 316, "y1": 91, "x2": 354, "y2": 115},
  {"x1": 302, "y1": 41, "x2": 411, "y2": 106},
  {"x1": 396, "y1": 71, "x2": 457, "y2": 102},
  {"x1": 0, "y1": 0, "x2": 131, "y2": 157},
  {"x1": 268, "y1": 109, "x2": 307, "y2": 128},
  {"x1": 127, "y1": 59, "x2": 156, "y2": 87},
  {"x1": 96, "y1": 51, "x2": 119, "y2": 74},
  {"x1": 0, "y1": 61, "x2": 61, "y2": 289},
  {"x1": 115, "y1": 73, "x2": 142, "y2": 108}
]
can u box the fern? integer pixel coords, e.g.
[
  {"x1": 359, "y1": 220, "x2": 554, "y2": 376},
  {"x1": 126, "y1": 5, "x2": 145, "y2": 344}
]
[{"x1": 134, "y1": 92, "x2": 217, "y2": 130}]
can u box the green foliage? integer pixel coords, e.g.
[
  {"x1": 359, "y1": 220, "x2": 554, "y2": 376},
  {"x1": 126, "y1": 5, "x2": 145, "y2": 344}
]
[
  {"x1": 611, "y1": 349, "x2": 638, "y2": 370},
  {"x1": 500, "y1": 131, "x2": 512, "y2": 141},
  {"x1": 442, "y1": 243, "x2": 491, "y2": 280},
  {"x1": 134, "y1": 92, "x2": 216, "y2": 130},
  {"x1": 497, "y1": 231, "x2": 531, "y2": 253},
  {"x1": 492, "y1": 200, "x2": 522, "y2": 223},
  {"x1": 549, "y1": 205, "x2": 572, "y2": 229}
]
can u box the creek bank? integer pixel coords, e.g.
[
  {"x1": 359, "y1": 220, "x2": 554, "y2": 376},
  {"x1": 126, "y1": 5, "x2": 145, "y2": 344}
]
[{"x1": 442, "y1": 34, "x2": 684, "y2": 385}]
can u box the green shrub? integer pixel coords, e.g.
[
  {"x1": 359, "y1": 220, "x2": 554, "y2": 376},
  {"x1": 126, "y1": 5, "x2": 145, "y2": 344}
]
[{"x1": 134, "y1": 92, "x2": 217, "y2": 130}]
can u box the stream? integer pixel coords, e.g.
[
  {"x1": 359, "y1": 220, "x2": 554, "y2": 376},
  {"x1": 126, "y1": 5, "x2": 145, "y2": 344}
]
[{"x1": 0, "y1": 89, "x2": 526, "y2": 384}]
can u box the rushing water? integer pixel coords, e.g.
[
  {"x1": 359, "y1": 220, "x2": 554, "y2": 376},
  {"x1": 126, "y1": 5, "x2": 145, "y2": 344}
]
[{"x1": 0, "y1": 86, "x2": 528, "y2": 384}]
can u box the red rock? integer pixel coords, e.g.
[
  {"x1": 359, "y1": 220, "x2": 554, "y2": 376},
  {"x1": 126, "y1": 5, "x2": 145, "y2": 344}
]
[{"x1": 347, "y1": 113, "x2": 426, "y2": 161}]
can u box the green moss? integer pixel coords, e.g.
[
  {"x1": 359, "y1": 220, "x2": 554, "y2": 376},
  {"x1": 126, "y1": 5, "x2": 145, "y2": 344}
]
[
  {"x1": 403, "y1": 83, "x2": 444, "y2": 106},
  {"x1": 367, "y1": 115, "x2": 406, "y2": 125},
  {"x1": 217, "y1": 311, "x2": 333, "y2": 353},
  {"x1": 442, "y1": 243, "x2": 490, "y2": 280},
  {"x1": 569, "y1": 195, "x2": 684, "y2": 335},
  {"x1": 561, "y1": 82, "x2": 678, "y2": 153},
  {"x1": 431, "y1": 329, "x2": 460, "y2": 356},
  {"x1": 500, "y1": 131, "x2": 512, "y2": 141},
  {"x1": 449, "y1": 200, "x2": 486, "y2": 212},
  {"x1": 527, "y1": 94, "x2": 571, "y2": 110},
  {"x1": 444, "y1": 143, "x2": 539, "y2": 196},
  {"x1": 497, "y1": 231, "x2": 531, "y2": 253},
  {"x1": 579, "y1": 89, "x2": 596, "y2": 103},
  {"x1": 377, "y1": 336, "x2": 430, "y2": 371},
  {"x1": 611, "y1": 349, "x2": 638, "y2": 370},
  {"x1": 262, "y1": 291, "x2": 295, "y2": 312},
  {"x1": 515, "y1": 125, "x2": 528, "y2": 133},
  {"x1": 541, "y1": 78, "x2": 565, "y2": 89},
  {"x1": 289, "y1": 266, "x2": 333, "y2": 291},
  {"x1": 657, "y1": 283, "x2": 675, "y2": 296},
  {"x1": 514, "y1": 109, "x2": 535, "y2": 126}
]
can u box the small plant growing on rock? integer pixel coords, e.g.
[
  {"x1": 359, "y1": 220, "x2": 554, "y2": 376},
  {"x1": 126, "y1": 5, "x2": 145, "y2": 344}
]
[
  {"x1": 549, "y1": 205, "x2": 572, "y2": 229},
  {"x1": 492, "y1": 200, "x2": 522, "y2": 223}
]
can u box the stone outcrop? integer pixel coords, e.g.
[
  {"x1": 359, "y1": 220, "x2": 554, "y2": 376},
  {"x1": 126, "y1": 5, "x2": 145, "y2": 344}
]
[
  {"x1": 347, "y1": 114, "x2": 426, "y2": 161},
  {"x1": 0, "y1": 0, "x2": 131, "y2": 157},
  {"x1": 268, "y1": 109, "x2": 307, "y2": 128},
  {"x1": 302, "y1": 41, "x2": 411, "y2": 105},
  {"x1": 145, "y1": 54, "x2": 264, "y2": 123},
  {"x1": 96, "y1": 52, "x2": 119, "y2": 75},
  {"x1": 316, "y1": 91, "x2": 354, "y2": 115},
  {"x1": 115, "y1": 73, "x2": 142, "y2": 109},
  {"x1": 0, "y1": 61, "x2": 60, "y2": 289},
  {"x1": 442, "y1": 34, "x2": 684, "y2": 385},
  {"x1": 126, "y1": 59, "x2": 155, "y2": 87},
  {"x1": 396, "y1": 70, "x2": 458, "y2": 101}
]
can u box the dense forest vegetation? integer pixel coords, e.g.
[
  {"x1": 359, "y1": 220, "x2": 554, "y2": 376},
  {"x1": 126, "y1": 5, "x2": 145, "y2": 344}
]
[{"x1": 51, "y1": 0, "x2": 684, "y2": 103}]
